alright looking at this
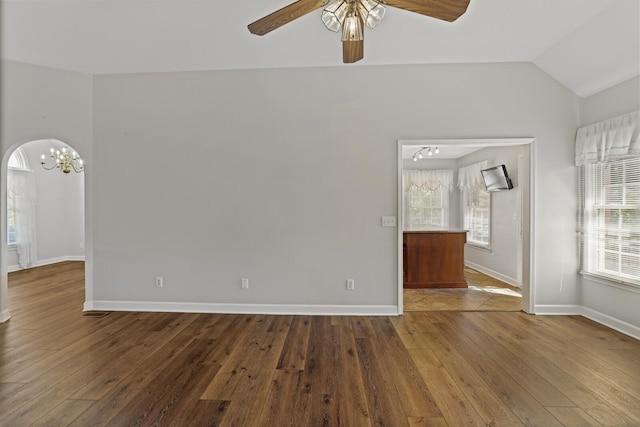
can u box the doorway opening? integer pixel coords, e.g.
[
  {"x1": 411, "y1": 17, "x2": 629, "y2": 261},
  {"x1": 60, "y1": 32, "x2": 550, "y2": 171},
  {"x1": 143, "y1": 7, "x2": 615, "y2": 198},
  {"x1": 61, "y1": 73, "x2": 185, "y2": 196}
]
[
  {"x1": 396, "y1": 138, "x2": 535, "y2": 314},
  {"x1": 1, "y1": 139, "x2": 85, "y2": 322}
]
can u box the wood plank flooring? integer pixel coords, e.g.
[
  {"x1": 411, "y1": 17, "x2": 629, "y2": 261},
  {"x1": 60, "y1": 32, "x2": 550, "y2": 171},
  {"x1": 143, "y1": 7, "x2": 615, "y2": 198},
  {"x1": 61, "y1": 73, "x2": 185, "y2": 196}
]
[
  {"x1": 1, "y1": 262, "x2": 639, "y2": 426},
  {"x1": 404, "y1": 268, "x2": 522, "y2": 312}
]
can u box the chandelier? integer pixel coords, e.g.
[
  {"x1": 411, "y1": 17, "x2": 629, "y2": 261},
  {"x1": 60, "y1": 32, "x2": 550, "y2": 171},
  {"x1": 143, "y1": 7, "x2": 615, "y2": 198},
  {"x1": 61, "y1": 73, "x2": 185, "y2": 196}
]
[
  {"x1": 40, "y1": 147, "x2": 84, "y2": 174},
  {"x1": 321, "y1": 0, "x2": 386, "y2": 62},
  {"x1": 412, "y1": 146, "x2": 440, "y2": 161}
]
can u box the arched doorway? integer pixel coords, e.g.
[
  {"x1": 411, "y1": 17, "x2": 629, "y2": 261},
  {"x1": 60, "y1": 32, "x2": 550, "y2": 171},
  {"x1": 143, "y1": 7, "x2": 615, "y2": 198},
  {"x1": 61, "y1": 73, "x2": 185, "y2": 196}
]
[{"x1": 1, "y1": 138, "x2": 85, "y2": 322}]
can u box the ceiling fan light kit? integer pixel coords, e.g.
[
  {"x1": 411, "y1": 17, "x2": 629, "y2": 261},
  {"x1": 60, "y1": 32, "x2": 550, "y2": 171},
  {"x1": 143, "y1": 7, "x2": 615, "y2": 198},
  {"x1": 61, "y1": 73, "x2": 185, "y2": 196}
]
[
  {"x1": 322, "y1": 0, "x2": 386, "y2": 32},
  {"x1": 248, "y1": 0, "x2": 470, "y2": 64},
  {"x1": 340, "y1": 5, "x2": 365, "y2": 62}
]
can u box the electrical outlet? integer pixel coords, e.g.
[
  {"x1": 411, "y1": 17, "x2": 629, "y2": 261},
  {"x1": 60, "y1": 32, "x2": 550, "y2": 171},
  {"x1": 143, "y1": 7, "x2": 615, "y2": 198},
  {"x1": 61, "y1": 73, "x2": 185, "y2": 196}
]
[
  {"x1": 346, "y1": 279, "x2": 355, "y2": 290},
  {"x1": 241, "y1": 278, "x2": 249, "y2": 289},
  {"x1": 155, "y1": 277, "x2": 163, "y2": 288}
]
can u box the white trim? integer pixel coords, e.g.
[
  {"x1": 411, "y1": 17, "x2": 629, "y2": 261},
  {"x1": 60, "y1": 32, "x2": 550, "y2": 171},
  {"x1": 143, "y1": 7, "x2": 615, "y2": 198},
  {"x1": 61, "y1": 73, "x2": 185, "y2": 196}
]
[
  {"x1": 535, "y1": 304, "x2": 640, "y2": 340},
  {"x1": 397, "y1": 142, "x2": 404, "y2": 315},
  {"x1": 8, "y1": 256, "x2": 85, "y2": 273},
  {"x1": 464, "y1": 260, "x2": 520, "y2": 288},
  {"x1": 84, "y1": 300, "x2": 399, "y2": 316},
  {"x1": 579, "y1": 306, "x2": 640, "y2": 340},
  {"x1": 0, "y1": 308, "x2": 11, "y2": 323},
  {"x1": 534, "y1": 304, "x2": 582, "y2": 315},
  {"x1": 580, "y1": 271, "x2": 640, "y2": 294}
]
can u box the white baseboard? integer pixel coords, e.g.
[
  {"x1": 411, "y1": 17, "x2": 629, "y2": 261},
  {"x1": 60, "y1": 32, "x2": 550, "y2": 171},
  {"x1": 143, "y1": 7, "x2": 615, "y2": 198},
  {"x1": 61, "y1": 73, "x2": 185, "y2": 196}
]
[
  {"x1": 535, "y1": 304, "x2": 640, "y2": 340},
  {"x1": 465, "y1": 261, "x2": 520, "y2": 288},
  {"x1": 9, "y1": 256, "x2": 85, "y2": 273},
  {"x1": 533, "y1": 304, "x2": 582, "y2": 315},
  {"x1": 0, "y1": 308, "x2": 11, "y2": 323},
  {"x1": 579, "y1": 306, "x2": 640, "y2": 341},
  {"x1": 84, "y1": 300, "x2": 398, "y2": 317}
]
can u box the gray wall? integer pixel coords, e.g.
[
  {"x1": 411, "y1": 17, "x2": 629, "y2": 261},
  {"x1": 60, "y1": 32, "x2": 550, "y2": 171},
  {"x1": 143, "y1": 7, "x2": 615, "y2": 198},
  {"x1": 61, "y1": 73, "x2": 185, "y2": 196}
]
[
  {"x1": 578, "y1": 76, "x2": 640, "y2": 330},
  {"x1": 0, "y1": 60, "x2": 93, "y2": 321},
  {"x1": 90, "y1": 62, "x2": 580, "y2": 312},
  {"x1": 3, "y1": 60, "x2": 638, "y2": 335}
]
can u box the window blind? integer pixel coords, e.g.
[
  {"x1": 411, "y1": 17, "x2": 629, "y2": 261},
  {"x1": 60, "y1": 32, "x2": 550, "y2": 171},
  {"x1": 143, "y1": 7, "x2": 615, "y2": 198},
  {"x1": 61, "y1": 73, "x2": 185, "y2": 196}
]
[{"x1": 579, "y1": 157, "x2": 640, "y2": 286}]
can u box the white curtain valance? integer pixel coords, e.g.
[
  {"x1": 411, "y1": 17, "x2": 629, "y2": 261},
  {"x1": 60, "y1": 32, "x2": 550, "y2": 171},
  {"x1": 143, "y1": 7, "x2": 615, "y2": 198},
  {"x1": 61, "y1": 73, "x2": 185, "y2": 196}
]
[
  {"x1": 575, "y1": 110, "x2": 640, "y2": 166},
  {"x1": 403, "y1": 169, "x2": 454, "y2": 193},
  {"x1": 457, "y1": 160, "x2": 488, "y2": 191}
]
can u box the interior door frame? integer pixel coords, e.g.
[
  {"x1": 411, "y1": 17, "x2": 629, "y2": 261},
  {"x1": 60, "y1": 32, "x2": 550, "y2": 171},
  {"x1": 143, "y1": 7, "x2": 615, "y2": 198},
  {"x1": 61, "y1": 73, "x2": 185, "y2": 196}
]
[{"x1": 396, "y1": 138, "x2": 536, "y2": 314}]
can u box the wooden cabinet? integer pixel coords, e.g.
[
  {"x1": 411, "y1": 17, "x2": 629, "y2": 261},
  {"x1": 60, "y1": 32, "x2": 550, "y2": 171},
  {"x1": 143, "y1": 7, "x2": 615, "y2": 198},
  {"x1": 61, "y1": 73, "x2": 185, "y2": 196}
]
[{"x1": 403, "y1": 231, "x2": 467, "y2": 288}]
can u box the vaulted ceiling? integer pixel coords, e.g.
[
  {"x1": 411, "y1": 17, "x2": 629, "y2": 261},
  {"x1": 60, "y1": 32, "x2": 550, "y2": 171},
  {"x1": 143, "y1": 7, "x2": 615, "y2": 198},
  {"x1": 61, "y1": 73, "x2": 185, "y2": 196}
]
[{"x1": 1, "y1": 0, "x2": 638, "y2": 98}]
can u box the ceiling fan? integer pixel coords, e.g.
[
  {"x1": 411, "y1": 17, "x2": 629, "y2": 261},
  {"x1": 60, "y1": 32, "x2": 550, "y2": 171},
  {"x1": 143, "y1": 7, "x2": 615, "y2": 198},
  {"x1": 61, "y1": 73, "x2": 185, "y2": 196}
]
[{"x1": 248, "y1": 0, "x2": 470, "y2": 63}]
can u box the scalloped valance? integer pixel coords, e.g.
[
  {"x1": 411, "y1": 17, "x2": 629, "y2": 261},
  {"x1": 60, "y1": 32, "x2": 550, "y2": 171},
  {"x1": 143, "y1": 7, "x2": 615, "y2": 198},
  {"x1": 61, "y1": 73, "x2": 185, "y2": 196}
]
[
  {"x1": 403, "y1": 169, "x2": 454, "y2": 193},
  {"x1": 457, "y1": 160, "x2": 488, "y2": 191},
  {"x1": 575, "y1": 110, "x2": 640, "y2": 166}
]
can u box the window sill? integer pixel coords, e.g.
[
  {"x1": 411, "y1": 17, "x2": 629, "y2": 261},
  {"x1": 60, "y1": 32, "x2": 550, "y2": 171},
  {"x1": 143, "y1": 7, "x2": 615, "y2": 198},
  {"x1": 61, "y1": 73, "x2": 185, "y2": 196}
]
[
  {"x1": 465, "y1": 242, "x2": 491, "y2": 252},
  {"x1": 580, "y1": 271, "x2": 640, "y2": 295}
]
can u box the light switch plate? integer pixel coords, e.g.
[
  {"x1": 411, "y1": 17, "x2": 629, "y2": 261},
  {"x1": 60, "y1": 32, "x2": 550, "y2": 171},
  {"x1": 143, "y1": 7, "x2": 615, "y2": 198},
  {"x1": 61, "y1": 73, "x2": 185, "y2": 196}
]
[{"x1": 381, "y1": 216, "x2": 397, "y2": 227}]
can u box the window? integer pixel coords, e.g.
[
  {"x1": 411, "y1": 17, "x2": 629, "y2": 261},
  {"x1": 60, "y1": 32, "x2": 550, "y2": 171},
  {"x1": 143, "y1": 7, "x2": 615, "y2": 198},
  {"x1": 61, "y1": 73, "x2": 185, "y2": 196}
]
[
  {"x1": 580, "y1": 157, "x2": 640, "y2": 286},
  {"x1": 406, "y1": 186, "x2": 448, "y2": 227},
  {"x1": 7, "y1": 148, "x2": 29, "y2": 246},
  {"x1": 403, "y1": 169, "x2": 453, "y2": 228},
  {"x1": 464, "y1": 183, "x2": 491, "y2": 247}
]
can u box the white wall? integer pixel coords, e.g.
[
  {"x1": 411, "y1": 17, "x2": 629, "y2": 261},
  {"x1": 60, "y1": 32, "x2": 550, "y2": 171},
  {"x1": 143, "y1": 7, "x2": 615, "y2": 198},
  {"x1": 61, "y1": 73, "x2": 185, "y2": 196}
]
[
  {"x1": 90, "y1": 62, "x2": 580, "y2": 314},
  {"x1": 27, "y1": 140, "x2": 84, "y2": 261},
  {"x1": 0, "y1": 60, "x2": 93, "y2": 322},
  {"x1": 580, "y1": 76, "x2": 639, "y2": 125},
  {"x1": 578, "y1": 76, "x2": 640, "y2": 332}
]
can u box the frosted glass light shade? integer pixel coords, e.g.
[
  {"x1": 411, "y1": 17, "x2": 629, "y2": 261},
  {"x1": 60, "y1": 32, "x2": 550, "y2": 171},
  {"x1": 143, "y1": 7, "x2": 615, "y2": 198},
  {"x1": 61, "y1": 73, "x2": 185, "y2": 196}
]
[
  {"x1": 322, "y1": 0, "x2": 349, "y2": 32},
  {"x1": 341, "y1": 11, "x2": 364, "y2": 41},
  {"x1": 358, "y1": 0, "x2": 385, "y2": 28}
]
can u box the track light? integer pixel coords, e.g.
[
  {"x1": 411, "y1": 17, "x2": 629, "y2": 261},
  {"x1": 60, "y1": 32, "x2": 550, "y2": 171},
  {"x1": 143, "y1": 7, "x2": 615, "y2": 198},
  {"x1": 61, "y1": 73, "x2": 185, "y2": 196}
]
[{"x1": 410, "y1": 146, "x2": 439, "y2": 161}]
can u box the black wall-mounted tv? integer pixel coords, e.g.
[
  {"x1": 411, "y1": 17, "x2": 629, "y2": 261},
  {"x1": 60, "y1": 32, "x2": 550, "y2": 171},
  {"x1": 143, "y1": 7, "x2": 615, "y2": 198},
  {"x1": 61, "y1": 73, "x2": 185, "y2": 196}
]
[{"x1": 481, "y1": 165, "x2": 514, "y2": 192}]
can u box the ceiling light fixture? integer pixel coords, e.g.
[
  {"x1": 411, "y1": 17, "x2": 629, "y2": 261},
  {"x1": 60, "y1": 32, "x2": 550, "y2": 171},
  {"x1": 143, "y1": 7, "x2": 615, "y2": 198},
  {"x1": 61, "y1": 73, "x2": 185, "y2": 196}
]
[
  {"x1": 40, "y1": 147, "x2": 84, "y2": 174},
  {"x1": 411, "y1": 146, "x2": 439, "y2": 162},
  {"x1": 248, "y1": 0, "x2": 470, "y2": 65},
  {"x1": 322, "y1": 0, "x2": 385, "y2": 62}
]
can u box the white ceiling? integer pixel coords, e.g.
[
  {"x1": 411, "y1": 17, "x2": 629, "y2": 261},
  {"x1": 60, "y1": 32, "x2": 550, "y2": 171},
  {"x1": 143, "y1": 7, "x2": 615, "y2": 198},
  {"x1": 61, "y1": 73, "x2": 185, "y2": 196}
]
[{"x1": 1, "y1": 0, "x2": 638, "y2": 97}]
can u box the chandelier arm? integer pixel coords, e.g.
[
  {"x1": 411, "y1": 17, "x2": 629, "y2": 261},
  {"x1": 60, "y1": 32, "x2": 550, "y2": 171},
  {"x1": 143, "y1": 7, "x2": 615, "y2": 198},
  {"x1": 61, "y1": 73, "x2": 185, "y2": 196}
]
[{"x1": 40, "y1": 146, "x2": 84, "y2": 173}]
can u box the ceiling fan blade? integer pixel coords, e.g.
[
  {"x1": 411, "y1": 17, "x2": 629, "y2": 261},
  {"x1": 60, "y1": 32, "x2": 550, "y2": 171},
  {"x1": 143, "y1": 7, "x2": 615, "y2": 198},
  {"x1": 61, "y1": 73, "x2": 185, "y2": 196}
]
[
  {"x1": 382, "y1": 0, "x2": 470, "y2": 22},
  {"x1": 248, "y1": 0, "x2": 330, "y2": 36},
  {"x1": 342, "y1": 40, "x2": 364, "y2": 63}
]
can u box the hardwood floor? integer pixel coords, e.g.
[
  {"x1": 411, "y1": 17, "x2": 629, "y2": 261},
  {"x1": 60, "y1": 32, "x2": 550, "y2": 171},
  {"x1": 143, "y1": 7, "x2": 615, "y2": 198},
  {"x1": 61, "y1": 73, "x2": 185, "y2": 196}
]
[
  {"x1": 404, "y1": 268, "x2": 522, "y2": 312},
  {"x1": 1, "y1": 262, "x2": 639, "y2": 426}
]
